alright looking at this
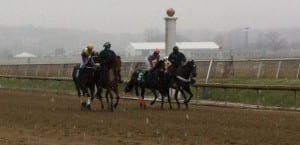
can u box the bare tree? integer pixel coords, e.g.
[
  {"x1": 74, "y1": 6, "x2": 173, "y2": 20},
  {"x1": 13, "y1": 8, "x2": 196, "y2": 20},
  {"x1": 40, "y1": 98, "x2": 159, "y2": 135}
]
[{"x1": 265, "y1": 32, "x2": 288, "y2": 51}]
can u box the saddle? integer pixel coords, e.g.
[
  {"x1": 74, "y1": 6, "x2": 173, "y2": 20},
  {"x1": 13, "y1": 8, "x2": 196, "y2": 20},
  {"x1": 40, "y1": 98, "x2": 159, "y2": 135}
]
[{"x1": 137, "y1": 69, "x2": 147, "y2": 82}]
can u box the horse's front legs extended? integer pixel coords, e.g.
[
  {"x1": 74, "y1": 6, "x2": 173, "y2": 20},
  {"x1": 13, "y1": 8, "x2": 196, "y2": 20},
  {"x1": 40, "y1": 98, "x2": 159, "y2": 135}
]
[{"x1": 183, "y1": 86, "x2": 193, "y2": 104}]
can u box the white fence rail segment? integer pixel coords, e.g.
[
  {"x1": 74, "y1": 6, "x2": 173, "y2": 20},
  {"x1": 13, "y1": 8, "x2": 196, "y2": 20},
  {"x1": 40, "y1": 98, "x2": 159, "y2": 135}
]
[
  {"x1": 2, "y1": 58, "x2": 300, "y2": 79},
  {"x1": 1, "y1": 58, "x2": 300, "y2": 111}
]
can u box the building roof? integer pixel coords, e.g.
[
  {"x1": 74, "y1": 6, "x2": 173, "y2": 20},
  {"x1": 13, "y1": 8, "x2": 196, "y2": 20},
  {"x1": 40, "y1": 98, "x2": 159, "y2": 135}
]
[
  {"x1": 129, "y1": 42, "x2": 220, "y2": 50},
  {"x1": 14, "y1": 52, "x2": 37, "y2": 58}
]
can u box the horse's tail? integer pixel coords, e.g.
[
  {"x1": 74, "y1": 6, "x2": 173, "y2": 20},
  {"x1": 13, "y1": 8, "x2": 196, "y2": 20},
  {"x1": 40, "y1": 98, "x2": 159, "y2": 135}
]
[
  {"x1": 72, "y1": 64, "x2": 81, "y2": 96},
  {"x1": 72, "y1": 64, "x2": 80, "y2": 81}
]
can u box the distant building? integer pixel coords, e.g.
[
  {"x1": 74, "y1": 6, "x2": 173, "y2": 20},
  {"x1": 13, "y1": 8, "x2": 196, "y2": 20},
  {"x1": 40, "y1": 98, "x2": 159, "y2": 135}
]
[
  {"x1": 14, "y1": 52, "x2": 37, "y2": 58},
  {"x1": 125, "y1": 42, "x2": 220, "y2": 59}
]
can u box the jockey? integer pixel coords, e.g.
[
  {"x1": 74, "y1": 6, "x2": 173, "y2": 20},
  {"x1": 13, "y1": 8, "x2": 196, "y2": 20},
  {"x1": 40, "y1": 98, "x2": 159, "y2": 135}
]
[
  {"x1": 145, "y1": 48, "x2": 160, "y2": 71},
  {"x1": 99, "y1": 42, "x2": 116, "y2": 69},
  {"x1": 98, "y1": 42, "x2": 123, "y2": 83},
  {"x1": 168, "y1": 46, "x2": 195, "y2": 84},
  {"x1": 77, "y1": 43, "x2": 96, "y2": 78},
  {"x1": 168, "y1": 46, "x2": 186, "y2": 69}
]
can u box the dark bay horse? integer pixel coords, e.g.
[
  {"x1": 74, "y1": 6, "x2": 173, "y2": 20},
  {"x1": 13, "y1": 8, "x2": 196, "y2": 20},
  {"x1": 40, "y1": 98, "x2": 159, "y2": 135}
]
[
  {"x1": 72, "y1": 58, "x2": 96, "y2": 111},
  {"x1": 151, "y1": 60, "x2": 197, "y2": 109},
  {"x1": 125, "y1": 60, "x2": 172, "y2": 109},
  {"x1": 94, "y1": 56, "x2": 121, "y2": 111},
  {"x1": 172, "y1": 60, "x2": 197, "y2": 109}
]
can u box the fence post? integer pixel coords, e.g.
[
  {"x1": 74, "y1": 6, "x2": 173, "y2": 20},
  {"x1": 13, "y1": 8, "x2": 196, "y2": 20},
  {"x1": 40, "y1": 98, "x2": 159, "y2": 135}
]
[
  {"x1": 256, "y1": 61, "x2": 263, "y2": 79},
  {"x1": 225, "y1": 88, "x2": 228, "y2": 106},
  {"x1": 275, "y1": 61, "x2": 282, "y2": 79},
  {"x1": 24, "y1": 65, "x2": 29, "y2": 76},
  {"x1": 203, "y1": 59, "x2": 213, "y2": 99},
  {"x1": 294, "y1": 90, "x2": 297, "y2": 110},
  {"x1": 46, "y1": 65, "x2": 50, "y2": 77},
  {"x1": 296, "y1": 63, "x2": 300, "y2": 79},
  {"x1": 256, "y1": 89, "x2": 260, "y2": 109},
  {"x1": 35, "y1": 64, "x2": 40, "y2": 76},
  {"x1": 5, "y1": 65, "x2": 10, "y2": 75}
]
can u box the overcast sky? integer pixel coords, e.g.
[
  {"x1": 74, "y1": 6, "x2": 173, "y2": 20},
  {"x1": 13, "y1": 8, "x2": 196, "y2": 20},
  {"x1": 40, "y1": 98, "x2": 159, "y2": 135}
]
[{"x1": 1, "y1": 0, "x2": 299, "y2": 33}]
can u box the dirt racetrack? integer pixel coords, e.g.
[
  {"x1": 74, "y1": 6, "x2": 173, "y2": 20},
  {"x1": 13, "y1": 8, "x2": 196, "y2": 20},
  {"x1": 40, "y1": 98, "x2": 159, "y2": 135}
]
[{"x1": 0, "y1": 89, "x2": 300, "y2": 145}]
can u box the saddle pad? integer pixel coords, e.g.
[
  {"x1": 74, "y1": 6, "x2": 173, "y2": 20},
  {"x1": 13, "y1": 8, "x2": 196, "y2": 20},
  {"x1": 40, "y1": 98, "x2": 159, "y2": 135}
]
[{"x1": 137, "y1": 69, "x2": 147, "y2": 82}]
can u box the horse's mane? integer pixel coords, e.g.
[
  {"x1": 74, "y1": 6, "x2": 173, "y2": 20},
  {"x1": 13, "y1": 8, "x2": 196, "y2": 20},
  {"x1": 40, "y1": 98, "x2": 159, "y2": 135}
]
[
  {"x1": 152, "y1": 60, "x2": 164, "y2": 71},
  {"x1": 182, "y1": 60, "x2": 194, "y2": 68}
]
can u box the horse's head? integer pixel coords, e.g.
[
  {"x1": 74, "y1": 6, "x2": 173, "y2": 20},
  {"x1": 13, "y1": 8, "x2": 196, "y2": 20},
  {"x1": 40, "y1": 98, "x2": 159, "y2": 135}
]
[
  {"x1": 164, "y1": 59, "x2": 172, "y2": 70},
  {"x1": 152, "y1": 60, "x2": 165, "y2": 72},
  {"x1": 124, "y1": 71, "x2": 138, "y2": 92},
  {"x1": 112, "y1": 55, "x2": 122, "y2": 70},
  {"x1": 185, "y1": 60, "x2": 197, "y2": 77}
]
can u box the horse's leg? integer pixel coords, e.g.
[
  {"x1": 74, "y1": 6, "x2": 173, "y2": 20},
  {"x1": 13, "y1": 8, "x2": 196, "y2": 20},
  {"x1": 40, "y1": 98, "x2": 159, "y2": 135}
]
[
  {"x1": 174, "y1": 88, "x2": 180, "y2": 109},
  {"x1": 167, "y1": 91, "x2": 172, "y2": 110},
  {"x1": 105, "y1": 90, "x2": 110, "y2": 110},
  {"x1": 113, "y1": 87, "x2": 120, "y2": 109},
  {"x1": 81, "y1": 88, "x2": 89, "y2": 111},
  {"x1": 108, "y1": 90, "x2": 114, "y2": 112},
  {"x1": 135, "y1": 86, "x2": 142, "y2": 106},
  {"x1": 180, "y1": 89, "x2": 189, "y2": 109},
  {"x1": 150, "y1": 90, "x2": 158, "y2": 105},
  {"x1": 97, "y1": 87, "x2": 104, "y2": 110},
  {"x1": 160, "y1": 92, "x2": 164, "y2": 109},
  {"x1": 141, "y1": 88, "x2": 146, "y2": 109},
  {"x1": 86, "y1": 89, "x2": 92, "y2": 111},
  {"x1": 184, "y1": 86, "x2": 193, "y2": 104}
]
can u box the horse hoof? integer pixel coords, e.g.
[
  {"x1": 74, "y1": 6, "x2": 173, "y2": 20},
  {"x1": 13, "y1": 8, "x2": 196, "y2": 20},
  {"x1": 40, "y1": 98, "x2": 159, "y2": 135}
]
[
  {"x1": 86, "y1": 104, "x2": 91, "y2": 111},
  {"x1": 150, "y1": 101, "x2": 155, "y2": 105},
  {"x1": 184, "y1": 100, "x2": 189, "y2": 104},
  {"x1": 81, "y1": 102, "x2": 86, "y2": 110}
]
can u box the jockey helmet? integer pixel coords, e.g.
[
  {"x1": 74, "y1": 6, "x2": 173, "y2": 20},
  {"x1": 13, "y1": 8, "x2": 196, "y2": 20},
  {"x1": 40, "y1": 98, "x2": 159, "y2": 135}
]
[
  {"x1": 86, "y1": 43, "x2": 94, "y2": 52},
  {"x1": 154, "y1": 48, "x2": 160, "y2": 54},
  {"x1": 103, "y1": 42, "x2": 111, "y2": 49},
  {"x1": 173, "y1": 46, "x2": 179, "y2": 53}
]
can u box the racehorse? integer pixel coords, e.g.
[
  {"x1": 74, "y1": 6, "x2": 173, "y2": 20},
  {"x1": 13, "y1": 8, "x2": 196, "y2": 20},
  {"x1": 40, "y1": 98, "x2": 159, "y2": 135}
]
[
  {"x1": 172, "y1": 60, "x2": 197, "y2": 109},
  {"x1": 124, "y1": 60, "x2": 172, "y2": 109},
  {"x1": 72, "y1": 57, "x2": 96, "y2": 111},
  {"x1": 94, "y1": 56, "x2": 121, "y2": 111},
  {"x1": 151, "y1": 60, "x2": 197, "y2": 109}
]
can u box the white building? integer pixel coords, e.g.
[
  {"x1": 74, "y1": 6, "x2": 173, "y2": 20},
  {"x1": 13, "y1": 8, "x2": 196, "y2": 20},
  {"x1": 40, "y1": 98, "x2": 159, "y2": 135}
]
[{"x1": 125, "y1": 42, "x2": 220, "y2": 59}]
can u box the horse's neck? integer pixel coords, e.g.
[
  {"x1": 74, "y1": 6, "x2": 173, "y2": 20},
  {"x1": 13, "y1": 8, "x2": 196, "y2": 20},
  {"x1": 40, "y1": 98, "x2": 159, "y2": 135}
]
[{"x1": 177, "y1": 65, "x2": 192, "y2": 78}]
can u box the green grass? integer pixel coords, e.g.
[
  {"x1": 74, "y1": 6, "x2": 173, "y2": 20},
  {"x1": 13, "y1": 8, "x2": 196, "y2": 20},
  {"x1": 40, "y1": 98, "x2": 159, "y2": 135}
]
[
  {"x1": 0, "y1": 78, "x2": 75, "y2": 93},
  {"x1": 1, "y1": 77, "x2": 300, "y2": 108}
]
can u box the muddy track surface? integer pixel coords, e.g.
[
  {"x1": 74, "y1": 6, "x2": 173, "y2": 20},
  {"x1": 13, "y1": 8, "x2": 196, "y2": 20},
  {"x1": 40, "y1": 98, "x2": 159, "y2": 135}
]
[{"x1": 0, "y1": 89, "x2": 300, "y2": 145}]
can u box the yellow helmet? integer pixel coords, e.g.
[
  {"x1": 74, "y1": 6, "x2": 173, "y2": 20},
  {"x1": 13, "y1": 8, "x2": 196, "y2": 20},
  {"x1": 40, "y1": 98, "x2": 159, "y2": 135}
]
[{"x1": 86, "y1": 43, "x2": 94, "y2": 51}]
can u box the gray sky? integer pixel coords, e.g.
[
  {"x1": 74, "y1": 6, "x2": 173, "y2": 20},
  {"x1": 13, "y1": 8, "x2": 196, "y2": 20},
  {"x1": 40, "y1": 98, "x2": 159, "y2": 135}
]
[{"x1": 1, "y1": 0, "x2": 299, "y2": 33}]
